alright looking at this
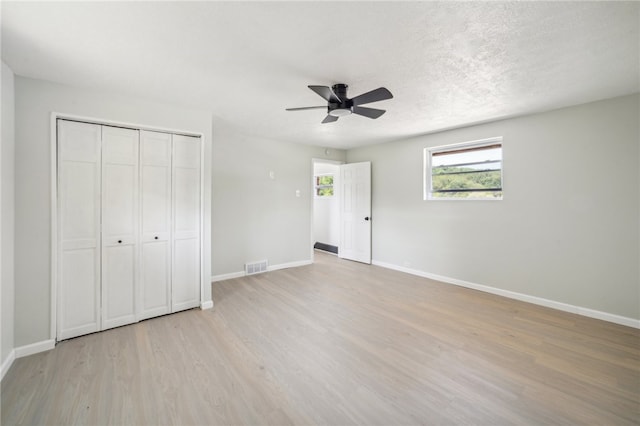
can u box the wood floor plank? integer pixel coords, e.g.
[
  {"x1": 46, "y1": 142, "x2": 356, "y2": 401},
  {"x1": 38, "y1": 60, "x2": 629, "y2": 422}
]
[{"x1": 2, "y1": 251, "x2": 639, "y2": 425}]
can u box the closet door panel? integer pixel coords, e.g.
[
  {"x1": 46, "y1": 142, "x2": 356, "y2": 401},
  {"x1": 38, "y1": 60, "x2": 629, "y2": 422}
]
[
  {"x1": 103, "y1": 165, "x2": 137, "y2": 236},
  {"x1": 142, "y1": 166, "x2": 171, "y2": 233},
  {"x1": 172, "y1": 135, "x2": 201, "y2": 312},
  {"x1": 103, "y1": 244, "x2": 136, "y2": 319},
  {"x1": 174, "y1": 135, "x2": 200, "y2": 168},
  {"x1": 174, "y1": 168, "x2": 200, "y2": 237},
  {"x1": 57, "y1": 120, "x2": 101, "y2": 340},
  {"x1": 61, "y1": 162, "x2": 99, "y2": 243},
  {"x1": 102, "y1": 126, "x2": 139, "y2": 330},
  {"x1": 141, "y1": 241, "x2": 170, "y2": 314},
  {"x1": 61, "y1": 250, "x2": 98, "y2": 333},
  {"x1": 173, "y1": 238, "x2": 199, "y2": 308},
  {"x1": 139, "y1": 131, "x2": 172, "y2": 320}
]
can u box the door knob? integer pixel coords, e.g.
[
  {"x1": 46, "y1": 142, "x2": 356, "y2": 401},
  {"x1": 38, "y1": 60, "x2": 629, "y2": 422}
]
[
  {"x1": 118, "y1": 240, "x2": 122, "y2": 244},
  {"x1": 154, "y1": 236, "x2": 158, "y2": 240},
  {"x1": 364, "y1": 217, "x2": 370, "y2": 221}
]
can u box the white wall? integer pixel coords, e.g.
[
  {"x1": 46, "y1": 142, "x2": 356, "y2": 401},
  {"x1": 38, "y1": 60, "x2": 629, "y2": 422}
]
[
  {"x1": 10, "y1": 73, "x2": 637, "y2": 353},
  {"x1": 1, "y1": 61, "x2": 16, "y2": 370},
  {"x1": 211, "y1": 119, "x2": 345, "y2": 276},
  {"x1": 313, "y1": 162, "x2": 340, "y2": 247},
  {"x1": 14, "y1": 76, "x2": 213, "y2": 347},
  {"x1": 347, "y1": 94, "x2": 640, "y2": 321}
]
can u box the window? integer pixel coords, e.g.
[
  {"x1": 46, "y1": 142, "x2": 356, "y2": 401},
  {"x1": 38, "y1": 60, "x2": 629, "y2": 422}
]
[
  {"x1": 315, "y1": 174, "x2": 334, "y2": 197},
  {"x1": 425, "y1": 137, "x2": 503, "y2": 200}
]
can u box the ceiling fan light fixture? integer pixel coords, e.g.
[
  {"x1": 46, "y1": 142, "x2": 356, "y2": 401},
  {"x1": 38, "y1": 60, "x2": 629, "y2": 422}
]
[{"x1": 329, "y1": 107, "x2": 352, "y2": 117}]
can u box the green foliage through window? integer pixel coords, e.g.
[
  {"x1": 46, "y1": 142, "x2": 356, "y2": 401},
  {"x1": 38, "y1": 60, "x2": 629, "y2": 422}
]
[
  {"x1": 315, "y1": 175, "x2": 334, "y2": 197},
  {"x1": 426, "y1": 139, "x2": 503, "y2": 200}
]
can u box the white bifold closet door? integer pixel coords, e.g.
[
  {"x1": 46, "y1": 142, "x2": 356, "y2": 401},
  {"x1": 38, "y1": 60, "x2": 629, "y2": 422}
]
[
  {"x1": 101, "y1": 126, "x2": 139, "y2": 330},
  {"x1": 139, "y1": 130, "x2": 172, "y2": 320},
  {"x1": 57, "y1": 121, "x2": 102, "y2": 340},
  {"x1": 139, "y1": 131, "x2": 201, "y2": 316},
  {"x1": 172, "y1": 134, "x2": 201, "y2": 312},
  {"x1": 57, "y1": 120, "x2": 202, "y2": 341}
]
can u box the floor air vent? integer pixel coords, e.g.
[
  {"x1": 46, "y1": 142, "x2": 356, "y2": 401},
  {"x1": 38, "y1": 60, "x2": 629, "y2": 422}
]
[{"x1": 245, "y1": 260, "x2": 268, "y2": 276}]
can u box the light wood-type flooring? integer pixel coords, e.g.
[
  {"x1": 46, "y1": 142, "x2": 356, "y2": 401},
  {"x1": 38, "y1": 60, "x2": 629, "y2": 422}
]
[{"x1": 2, "y1": 251, "x2": 639, "y2": 425}]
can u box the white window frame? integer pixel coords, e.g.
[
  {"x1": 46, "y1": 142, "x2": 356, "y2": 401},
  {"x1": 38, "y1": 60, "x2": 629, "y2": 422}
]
[
  {"x1": 424, "y1": 136, "x2": 503, "y2": 201},
  {"x1": 314, "y1": 173, "x2": 335, "y2": 198}
]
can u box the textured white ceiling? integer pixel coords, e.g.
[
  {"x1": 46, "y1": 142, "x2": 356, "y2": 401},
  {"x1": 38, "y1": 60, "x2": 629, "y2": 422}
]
[{"x1": 2, "y1": 1, "x2": 638, "y2": 149}]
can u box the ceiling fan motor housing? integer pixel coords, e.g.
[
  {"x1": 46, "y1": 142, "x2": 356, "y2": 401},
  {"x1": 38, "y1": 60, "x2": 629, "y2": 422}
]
[
  {"x1": 328, "y1": 83, "x2": 353, "y2": 116},
  {"x1": 332, "y1": 83, "x2": 349, "y2": 100}
]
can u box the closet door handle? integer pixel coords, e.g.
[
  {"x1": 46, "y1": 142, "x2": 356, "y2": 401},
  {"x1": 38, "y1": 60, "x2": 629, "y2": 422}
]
[
  {"x1": 154, "y1": 236, "x2": 158, "y2": 240},
  {"x1": 118, "y1": 240, "x2": 122, "y2": 244}
]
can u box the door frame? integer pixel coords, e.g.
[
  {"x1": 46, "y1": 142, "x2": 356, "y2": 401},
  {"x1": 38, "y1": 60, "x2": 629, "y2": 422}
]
[
  {"x1": 310, "y1": 158, "x2": 344, "y2": 262},
  {"x1": 50, "y1": 112, "x2": 207, "y2": 342}
]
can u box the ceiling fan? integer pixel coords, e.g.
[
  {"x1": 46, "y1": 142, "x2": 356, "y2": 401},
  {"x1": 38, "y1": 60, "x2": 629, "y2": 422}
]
[{"x1": 286, "y1": 83, "x2": 393, "y2": 123}]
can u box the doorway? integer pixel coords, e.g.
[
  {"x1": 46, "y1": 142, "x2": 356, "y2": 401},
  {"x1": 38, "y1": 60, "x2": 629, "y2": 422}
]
[
  {"x1": 312, "y1": 159, "x2": 342, "y2": 257},
  {"x1": 311, "y1": 159, "x2": 372, "y2": 264}
]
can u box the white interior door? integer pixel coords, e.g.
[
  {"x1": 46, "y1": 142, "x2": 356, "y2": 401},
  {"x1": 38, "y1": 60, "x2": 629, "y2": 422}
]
[
  {"x1": 101, "y1": 126, "x2": 139, "y2": 330},
  {"x1": 339, "y1": 161, "x2": 372, "y2": 264},
  {"x1": 57, "y1": 120, "x2": 102, "y2": 340},
  {"x1": 139, "y1": 130, "x2": 172, "y2": 320},
  {"x1": 172, "y1": 134, "x2": 201, "y2": 312}
]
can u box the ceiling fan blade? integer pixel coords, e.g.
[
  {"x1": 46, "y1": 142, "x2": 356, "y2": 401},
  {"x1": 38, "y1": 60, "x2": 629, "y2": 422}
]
[
  {"x1": 322, "y1": 115, "x2": 339, "y2": 124},
  {"x1": 285, "y1": 106, "x2": 326, "y2": 111},
  {"x1": 351, "y1": 87, "x2": 393, "y2": 106},
  {"x1": 309, "y1": 85, "x2": 341, "y2": 103},
  {"x1": 352, "y1": 106, "x2": 386, "y2": 119}
]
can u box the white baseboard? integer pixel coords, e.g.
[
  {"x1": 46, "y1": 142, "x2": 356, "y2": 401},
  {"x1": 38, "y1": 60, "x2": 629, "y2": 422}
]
[
  {"x1": 211, "y1": 270, "x2": 245, "y2": 282},
  {"x1": 2, "y1": 339, "x2": 56, "y2": 381},
  {"x1": 14, "y1": 339, "x2": 55, "y2": 358},
  {"x1": 200, "y1": 300, "x2": 214, "y2": 310},
  {"x1": 1, "y1": 349, "x2": 16, "y2": 381},
  {"x1": 211, "y1": 259, "x2": 313, "y2": 283},
  {"x1": 372, "y1": 260, "x2": 640, "y2": 329},
  {"x1": 268, "y1": 259, "x2": 312, "y2": 272}
]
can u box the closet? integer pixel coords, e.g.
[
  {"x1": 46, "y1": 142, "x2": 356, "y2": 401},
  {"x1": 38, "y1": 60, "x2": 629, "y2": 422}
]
[{"x1": 57, "y1": 119, "x2": 201, "y2": 341}]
